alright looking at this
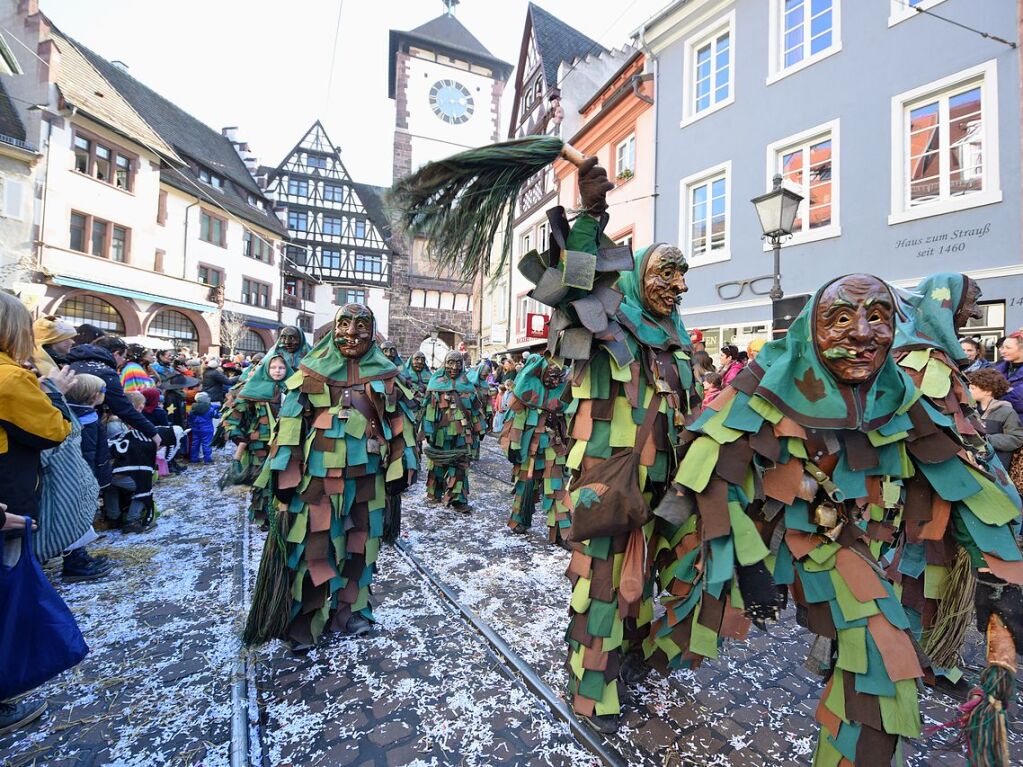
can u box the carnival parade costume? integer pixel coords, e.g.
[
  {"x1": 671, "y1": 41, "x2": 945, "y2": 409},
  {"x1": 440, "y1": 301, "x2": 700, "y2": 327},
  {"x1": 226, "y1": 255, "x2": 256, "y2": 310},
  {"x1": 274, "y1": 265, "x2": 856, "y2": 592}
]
[
  {"x1": 224, "y1": 331, "x2": 311, "y2": 521},
  {"x1": 243, "y1": 306, "x2": 418, "y2": 647},
  {"x1": 421, "y1": 352, "x2": 479, "y2": 509},
  {"x1": 500, "y1": 354, "x2": 571, "y2": 544},
  {"x1": 642, "y1": 275, "x2": 1023, "y2": 765}
]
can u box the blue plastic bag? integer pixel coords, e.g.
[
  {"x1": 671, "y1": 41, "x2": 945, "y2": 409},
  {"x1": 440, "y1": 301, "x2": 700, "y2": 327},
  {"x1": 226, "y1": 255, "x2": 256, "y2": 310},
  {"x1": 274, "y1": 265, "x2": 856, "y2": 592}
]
[{"x1": 0, "y1": 518, "x2": 89, "y2": 700}]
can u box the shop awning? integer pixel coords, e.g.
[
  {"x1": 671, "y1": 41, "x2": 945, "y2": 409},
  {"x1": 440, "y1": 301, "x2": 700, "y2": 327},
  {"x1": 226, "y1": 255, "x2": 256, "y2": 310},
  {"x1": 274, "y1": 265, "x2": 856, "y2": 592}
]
[
  {"x1": 52, "y1": 276, "x2": 217, "y2": 314},
  {"x1": 241, "y1": 315, "x2": 282, "y2": 331}
]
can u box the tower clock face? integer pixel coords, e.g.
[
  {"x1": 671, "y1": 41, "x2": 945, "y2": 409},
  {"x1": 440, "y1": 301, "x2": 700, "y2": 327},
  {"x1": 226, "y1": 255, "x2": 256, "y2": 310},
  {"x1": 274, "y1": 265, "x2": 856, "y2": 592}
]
[{"x1": 429, "y1": 79, "x2": 474, "y2": 124}]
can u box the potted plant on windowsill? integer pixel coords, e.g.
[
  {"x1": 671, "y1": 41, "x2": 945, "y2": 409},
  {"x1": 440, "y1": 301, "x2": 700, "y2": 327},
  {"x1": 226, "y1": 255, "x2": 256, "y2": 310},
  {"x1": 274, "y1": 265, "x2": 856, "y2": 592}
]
[{"x1": 615, "y1": 168, "x2": 634, "y2": 184}]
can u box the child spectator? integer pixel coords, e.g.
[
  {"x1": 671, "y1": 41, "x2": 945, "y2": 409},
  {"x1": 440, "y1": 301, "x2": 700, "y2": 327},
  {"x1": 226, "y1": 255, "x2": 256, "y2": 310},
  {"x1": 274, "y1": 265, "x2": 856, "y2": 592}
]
[
  {"x1": 107, "y1": 391, "x2": 159, "y2": 533},
  {"x1": 141, "y1": 387, "x2": 169, "y2": 427},
  {"x1": 702, "y1": 371, "x2": 723, "y2": 406},
  {"x1": 188, "y1": 391, "x2": 219, "y2": 464},
  {"x1": 64, "y1": 373, "x2": 112, "y2": 498},
  {"x1": 493, "y1": 379, "x2": 514, "y2": 433},
  {"x1": 968, "y1": 368, "x2": 1023, "y2": 471}
]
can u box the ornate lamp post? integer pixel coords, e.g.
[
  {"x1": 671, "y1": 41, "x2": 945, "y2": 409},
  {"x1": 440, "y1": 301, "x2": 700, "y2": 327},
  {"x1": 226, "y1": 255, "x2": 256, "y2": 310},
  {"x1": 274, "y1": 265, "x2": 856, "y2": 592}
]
[{"x1": 750, "y1": 174, "x2": 804, "y2": 301}]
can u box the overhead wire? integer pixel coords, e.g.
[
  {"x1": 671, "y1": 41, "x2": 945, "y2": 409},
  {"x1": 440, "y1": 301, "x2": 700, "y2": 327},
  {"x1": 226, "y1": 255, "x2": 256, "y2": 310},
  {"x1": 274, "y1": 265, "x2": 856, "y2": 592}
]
[{"x1": 892, "y1": 0, "x2": 1016, "y2": 48}]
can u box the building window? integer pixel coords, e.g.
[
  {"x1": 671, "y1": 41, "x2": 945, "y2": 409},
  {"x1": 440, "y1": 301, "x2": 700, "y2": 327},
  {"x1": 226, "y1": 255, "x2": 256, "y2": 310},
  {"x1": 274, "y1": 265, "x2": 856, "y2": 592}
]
[
  {"x1": 768, "y1": 0, "x2": 841, "y2": 82},
  {"x1": 297, "y1": 314, "x2": 313, "y2": 333},
  {"x1": 287, "y1": 178, "x2": 308, "y2": 196},
  {"x1": 615, "y1": 135, "x2": 636, "y2": 181},
  {"x1": 110, "y1": 225, "x2": 128, "y2": 263},
  {"x1": 335, "y1": 287, "x2": 367, "y2": 305},
  {"x1": 150, "y1": 309, "x2": 198, "y2": 344},
  {"x1": 288, "y1": 210, "x2": 307, "y2": 232},
  {"x1": 62, "y1": 294, "x2": 126, "y2": 334},
  {"x1": 198, "y1": 166, "x2": 224, "y2": 189},
  {"x1": 321, "y1": 248, "x2": 341, "y2": 270},
  {"x1": 679, "y1": 162, "x2": 731, "y2": 267},
  {"x1": 354, "y1": 219, "x2": 366, "y2": 239},
  {"x1": 889, "y1": 60, "x2": 1000, "y2": 225},
  {"x1": 71, "y1": 130, "x2": 135, "y2": 191},
  {"x1": 767, "y1": 119, "x2": 840, "y2": 245},
  {"x1": 354, "y1": 252, "x2": 383, "y2": 276},
  {"x1": 889, "y1": 0, "x2": 947, "y2": 27},
  {"x1": 961, "y1": 301, "x2": 1005, "y2": 361},
  {"x1": 69, "y1": 212, "x2": 86, "y2": 252},
  {"x1": 242, "y1": 278, "x2": 271, "y2": 308},
  {"x1": 198, "y1": 264, "x2": 224, "y2": 287},
  {"x1": 71, "y1": 210, "x2": 132, "y2": 262},
  {"x1": 306, "y1": 155, "x2": 327, "y2": 170},
  {"x1": 517, "y1": 295, "x2": 548, "y2": 336},
  {"x1": 286, "y1": 245, "x2": 307, "y2": 266},
  {"x1": 323, "y1": 215, "x2": 342, "y2": 236},
  {"x1": 200, "y1": 210, "x2": 227, "y2": 246},
  {"x1": 243, "y1": 230, "x2": 272, "y2": 262},
  {"x1": 324, "y1": 183, "x2": 343, "y2": 202},
  {"x1": 681, "y1": 11, "x2": 735, "y2": 125},
  {"x1": 236, "y1": 329, "x2": 266, "y2": 354},
  {"x1": 520, "y1": 231, "x2": 532, "y2": 257}
]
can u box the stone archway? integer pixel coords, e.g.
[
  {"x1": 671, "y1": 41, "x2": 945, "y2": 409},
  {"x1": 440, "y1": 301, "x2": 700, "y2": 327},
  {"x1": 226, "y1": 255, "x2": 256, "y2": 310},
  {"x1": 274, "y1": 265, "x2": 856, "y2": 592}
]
[{"x1": 143, "y1": 305, "x2": 213, "y2": 355}]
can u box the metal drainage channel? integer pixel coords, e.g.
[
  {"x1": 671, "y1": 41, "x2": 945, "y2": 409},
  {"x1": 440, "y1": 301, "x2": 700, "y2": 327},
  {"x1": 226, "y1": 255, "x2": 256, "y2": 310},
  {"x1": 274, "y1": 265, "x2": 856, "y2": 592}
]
[{"x1": 395, "y1": 539, "x2": 626, "y2": 767}]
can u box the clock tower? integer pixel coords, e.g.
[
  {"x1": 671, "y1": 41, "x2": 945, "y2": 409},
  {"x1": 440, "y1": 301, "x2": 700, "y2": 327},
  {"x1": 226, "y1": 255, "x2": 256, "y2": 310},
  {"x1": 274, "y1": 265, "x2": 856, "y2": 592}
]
[{"x1": 386, "y1": 3, "x2": 512, "y2": 359}]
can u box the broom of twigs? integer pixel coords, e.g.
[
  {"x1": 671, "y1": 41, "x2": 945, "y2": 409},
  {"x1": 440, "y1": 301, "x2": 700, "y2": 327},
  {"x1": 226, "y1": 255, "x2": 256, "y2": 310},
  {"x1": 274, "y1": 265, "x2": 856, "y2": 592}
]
[
  {"x1": 386, "y1": 135, "x2": 587, "y2": 282},
  {"x1": 958, "y1": 614, "x2": 1016, "y2": 766},
  {"x1": 922, "y1": 546, "x2": 977, "y2": 668},
  {"x1": 242, "y1": 495, "x2": 292, "y2": 645}
]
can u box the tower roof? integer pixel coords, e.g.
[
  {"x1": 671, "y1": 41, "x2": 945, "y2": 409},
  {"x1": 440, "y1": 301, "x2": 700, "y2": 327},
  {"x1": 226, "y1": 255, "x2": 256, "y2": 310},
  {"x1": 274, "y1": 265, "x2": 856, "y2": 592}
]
[
  {"x1": 388, "y1": 13, "x2": 512, "y2": 98},
  {"x1": 528, "y1": 3, "x2": 605, "y2": 88}
]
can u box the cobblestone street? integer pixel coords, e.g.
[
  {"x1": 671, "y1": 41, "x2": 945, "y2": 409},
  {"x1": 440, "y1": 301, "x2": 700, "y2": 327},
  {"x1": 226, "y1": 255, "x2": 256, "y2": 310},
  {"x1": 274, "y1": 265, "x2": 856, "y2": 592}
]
[{"x1": 2, "y1": 445, "x2": 1021, "y2": 767}]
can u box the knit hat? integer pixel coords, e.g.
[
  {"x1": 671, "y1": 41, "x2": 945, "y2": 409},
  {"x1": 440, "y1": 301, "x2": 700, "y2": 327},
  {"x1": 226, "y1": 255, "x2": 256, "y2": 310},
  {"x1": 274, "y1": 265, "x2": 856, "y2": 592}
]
[
  {"x1": 33, "y1": 315, "x2": 77, "y2": 346},
  {"x1": 141, "y1": 387, "x2": 161, "y2": 413}
]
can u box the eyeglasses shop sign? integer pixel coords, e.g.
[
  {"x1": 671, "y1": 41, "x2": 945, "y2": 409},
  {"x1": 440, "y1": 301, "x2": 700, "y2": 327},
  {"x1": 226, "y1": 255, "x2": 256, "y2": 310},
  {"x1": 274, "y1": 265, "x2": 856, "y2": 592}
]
[{"x1": 895, "y1": 223, "x2": 991, "y2": 259}]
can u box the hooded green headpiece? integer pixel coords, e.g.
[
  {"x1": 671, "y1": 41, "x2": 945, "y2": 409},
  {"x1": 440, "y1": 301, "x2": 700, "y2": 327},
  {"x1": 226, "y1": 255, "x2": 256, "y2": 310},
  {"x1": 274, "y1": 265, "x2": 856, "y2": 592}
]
[
  {"x1": 615, "y1": 243, "x2": 693, "y2": 352},
  {"x1": 893, "y1": 272, "x2": 970, "y2": 366},
  {"x1": 749, "y1": 275, "x2": 917, "y2": 430},
  {"x1": 401, "y1": 354, "x2": 432, "y2": 386},
  {"x1": 238, "y1": 334, "x2": 312, "y2": 401},
  {"x1": 512, "y1": 353, "x2": 567, "y2": 409},
  {"x1": 298, "y1": 324, "x2": 396, "y2": 385},
  {"x1": 426, "y1": 358, "x2": 476, "y2": 394}
]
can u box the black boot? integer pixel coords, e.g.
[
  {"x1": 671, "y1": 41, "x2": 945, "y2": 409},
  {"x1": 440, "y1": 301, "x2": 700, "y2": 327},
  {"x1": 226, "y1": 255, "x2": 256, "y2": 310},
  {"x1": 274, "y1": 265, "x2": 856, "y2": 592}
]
[
  {"x1": 580, "y1": 712, "x2": 620, "y2": 734},
  {"x1": 62, "y1": 548, "x2": 111, "y2": 583},
  {"x1": 344, "y1": 614, "x2": 373, "y2": 637},
  {"x1": 619, "y1": 650, "x2": 653, "y2": 685}
]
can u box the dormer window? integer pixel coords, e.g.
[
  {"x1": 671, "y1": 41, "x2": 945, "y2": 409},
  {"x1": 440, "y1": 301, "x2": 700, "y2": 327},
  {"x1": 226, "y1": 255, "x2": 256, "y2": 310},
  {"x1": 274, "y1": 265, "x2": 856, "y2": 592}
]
[
  {"x1": 306, "y1": 155, "x2": 327, "y2": 170},
  {"x1": 198, "y1": 166, "x2": 224, "y2": 189}
]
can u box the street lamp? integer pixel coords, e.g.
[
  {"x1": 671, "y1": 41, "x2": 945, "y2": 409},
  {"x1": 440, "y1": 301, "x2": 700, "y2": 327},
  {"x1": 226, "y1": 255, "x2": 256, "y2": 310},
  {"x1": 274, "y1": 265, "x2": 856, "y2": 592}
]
[{"x1": 750, "y1": 174, "x2": 804, "y2": 300}]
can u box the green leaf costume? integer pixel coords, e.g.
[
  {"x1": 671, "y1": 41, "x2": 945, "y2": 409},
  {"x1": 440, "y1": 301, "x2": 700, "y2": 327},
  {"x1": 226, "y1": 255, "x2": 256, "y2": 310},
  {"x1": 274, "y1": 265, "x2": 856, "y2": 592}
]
[
  {"x1": 420, "y1": 367, "x2": 479, "y2": 506},
  {"x1": 400, "y1": 356, "x2": 432, "y2": 405},
  {"x1": 466, "y1": 361, "x2": 495, "y2": 460},
  {"x1": 499, "y1": 354, "x2": 571, "y2": 542},
  {"x1": 889, "y1": 273, "x2": 1023, "y2": 676},
  {"x1": 224, "y1": 337, "x2": 311, "y2": 521},
  {"x1": 521, "y1": 208, "x2": 701, "y2": 719},
  {"x1": 246, "y1": 331, "x2": 418, "y2": 646},
  {"x1": 645, "y1": 276, "x2": 1023, "y2": 766}
]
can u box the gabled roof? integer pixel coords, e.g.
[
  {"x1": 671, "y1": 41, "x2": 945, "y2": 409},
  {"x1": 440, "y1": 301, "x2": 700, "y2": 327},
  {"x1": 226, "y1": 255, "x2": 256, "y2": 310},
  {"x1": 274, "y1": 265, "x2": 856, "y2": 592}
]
[
  {"x1": 0, "y1": 79, "x2": 27, "y2": 144},
  {"x1": 51, "y1": 32, "x2": 178, "y2": 162},
  {"x1": 352, "y1": 182, "x2": 392, "y2": 241},
  {"x1": 529, "y1": 3, "x2": 604, "y2": 88},
  {"x1": 388, "y1": 13, "x2": 512, "y2": 98},
  {"x1": 68, "y1": 36, "x2": 286, "y2": 236}
]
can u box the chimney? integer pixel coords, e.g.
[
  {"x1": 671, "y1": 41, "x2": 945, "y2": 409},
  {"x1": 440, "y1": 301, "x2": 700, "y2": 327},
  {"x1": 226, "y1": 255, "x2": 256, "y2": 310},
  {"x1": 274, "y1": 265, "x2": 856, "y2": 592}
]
[{"x1": 111, "y1": 60, "x2": 129, "y2": 72}]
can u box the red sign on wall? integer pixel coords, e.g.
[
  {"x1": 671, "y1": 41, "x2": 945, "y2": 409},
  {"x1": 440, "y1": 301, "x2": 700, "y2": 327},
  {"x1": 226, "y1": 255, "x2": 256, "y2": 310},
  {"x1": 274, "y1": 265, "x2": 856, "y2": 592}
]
[{"x1": 525, "y1": 313, "x2": 550, "y2": 339}]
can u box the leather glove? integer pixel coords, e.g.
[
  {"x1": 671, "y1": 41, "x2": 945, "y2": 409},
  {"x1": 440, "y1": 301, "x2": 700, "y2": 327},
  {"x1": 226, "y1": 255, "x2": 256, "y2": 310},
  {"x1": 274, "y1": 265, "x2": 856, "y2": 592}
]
[
  {"x1": 737, "y1": 561, "x2": 783, "y2": 630},
  {"x1": 975, "y1": 574, "x2": 1023, "y2": 650},
  {"x1": 577, "y1": 156, "x2": 614, "y2": 216}
]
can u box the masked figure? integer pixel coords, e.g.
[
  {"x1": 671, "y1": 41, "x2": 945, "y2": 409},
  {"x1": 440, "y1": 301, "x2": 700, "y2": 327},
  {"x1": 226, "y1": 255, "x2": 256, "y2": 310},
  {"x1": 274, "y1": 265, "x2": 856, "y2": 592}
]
[
  {"x1": 466, "y1": 358, "x2": 495, "y2": 460},
  {"x1": 500, "y1": 354, "x2": 571, "y2": 547},
  {"x1": 381, "y1": 340, "x2": 402, "y2": 367},
  {"x1": 888, "y1": 273, "x2": 1023, "y2": 690},
  {"x1": 420, "y1": 350, "x2": 478, "y2": 511},
  {"x1": 401, "y1": 351, "x2": 432, "y2": 404},
  {"x1": 644, "y1": 274, "x2": 1023, "y2": 765},
  {"x1": 243, "y1": 305, "x2": 418, "y2": 649},
  {"x1": 518, "y1": 159, "x2": 701, "y2": 733},
  {"x1": 225, "y1": 331, "x2": 311, "y2": 520}
]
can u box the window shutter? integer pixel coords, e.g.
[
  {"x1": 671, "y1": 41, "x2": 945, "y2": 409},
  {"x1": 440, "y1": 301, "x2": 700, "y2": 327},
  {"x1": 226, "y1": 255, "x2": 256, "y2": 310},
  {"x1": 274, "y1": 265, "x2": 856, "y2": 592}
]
[{"x1": 3, "y1": 178, "x2": 23, "y2": 219}]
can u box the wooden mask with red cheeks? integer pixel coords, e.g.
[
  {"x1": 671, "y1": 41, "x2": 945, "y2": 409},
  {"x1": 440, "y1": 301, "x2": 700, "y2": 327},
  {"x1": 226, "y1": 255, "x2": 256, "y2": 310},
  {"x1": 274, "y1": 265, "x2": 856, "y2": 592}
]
[
  {"x1": 642, "y1": 245, "x2": 689, "y2": 317},
  {"x1": 814, "y1": 275, "x2": 895, "y2": 385},
  {"x1": 411, "y1": 352, "x2": 427, "y2": 372},
  {"x1": 954, "y1": 278, "x2": 983, "y2": 332},
  {"x1": 542, "y1": 362, "x2": 563, "y2": 388},
  {"x1": 278, "y1": 326, "x2": 303, "y2": 354},
  {"x1": 443, "y1": 351, "x2": 464, "y2": 379},
  {"x1": 333, "y1": 304, "x2": 375, "y2": 358}
]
